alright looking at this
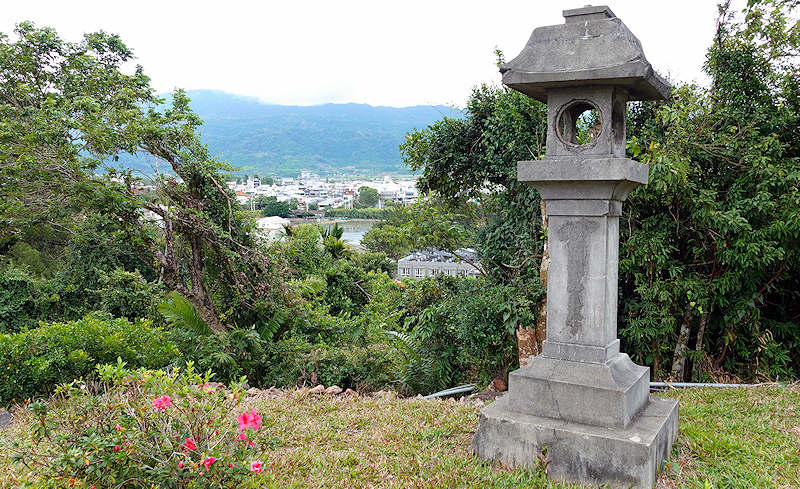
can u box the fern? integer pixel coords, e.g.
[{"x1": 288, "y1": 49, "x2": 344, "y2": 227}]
[
  {"x1": 157, "y1": 291, "x2": 212, "y2": 335},
  {"x1": 320, "y1": 223, "x2": 344, "y2": 240}
]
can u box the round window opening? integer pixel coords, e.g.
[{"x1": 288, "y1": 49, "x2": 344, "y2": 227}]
[{"x1": 557, "y1": 101, "x2": 602, "y2": 146}]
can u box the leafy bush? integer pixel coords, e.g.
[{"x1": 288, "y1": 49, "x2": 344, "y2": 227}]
[
  {"x1": 387, "y1": 276, "x2": 540, "y2": 395},
  {"x1": 8, "y1": 362, "x2": 277, "y2": 488},
  {"x1": 321, "y1": 260, "x2": 370, "y2": 316},
  {"x1": 0, "y1": 267, "x2": 42, "y2": 333},
  {"x1": 350, "y1": 251, "x2": 397, "y2": 276},
  {"x1": 0, "y1": 314, "x2": 179, "y2": 404},
  {"x1": 92, "y1": 269, "x2": 164, "y2": 322},
  {"x1": 324, "y1": 207, "x2": 388, "y2": 219},
  {"x1": 264, "y1": 337, "x2": 395, "y2": 391}
]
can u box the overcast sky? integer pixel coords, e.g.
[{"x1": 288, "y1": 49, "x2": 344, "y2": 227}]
[{"x1": 3, "y1": 1, "x2": 744, "y2": 107}]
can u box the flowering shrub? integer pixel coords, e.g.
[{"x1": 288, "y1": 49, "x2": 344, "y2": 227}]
[{"x1": 8, "y1": 360, "x2": 278, "y2": 488}]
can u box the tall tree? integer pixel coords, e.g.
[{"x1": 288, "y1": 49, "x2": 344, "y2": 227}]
[
  {"x1": 621, "y1": 0, "x2": 800, "y2": 380},
  {"x1": 357, "y1": 186, "x2": 379, "y2": 207},
  {"x1": 0, "y1": 23, "x2": 290, "y2": 335},
  {"x1": 401, "y1": 84, "x2": 548, "y2": 359}
]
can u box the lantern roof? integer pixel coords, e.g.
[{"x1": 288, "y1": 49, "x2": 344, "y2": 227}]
[{"x1": 500, "y1": 5, "x2": 670, "y2": 102}]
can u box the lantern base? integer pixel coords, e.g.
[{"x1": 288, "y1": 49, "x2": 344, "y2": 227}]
[{"x1": 472, "y1": 394, "x2": 678, "y2": 489}]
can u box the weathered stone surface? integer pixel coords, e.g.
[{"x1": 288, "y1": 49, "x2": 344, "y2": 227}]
[
  {"x1": 517, "y1": 158, "x2": 648, "y2": 195},
  {"x1": 473, "y1": 395, "x2": 679, "y2": 489},
  {"x1": 473, "y1": 7, "x2": 677, "y2": 488},
  {"x1": 324, "y1": 385, "x2": 343, "y2": 395},
  {"x1": 308, "y1": 385, "x2": 325, "y2": 394},
  {"x1": 0, "y1": 410, "x2": 11, "y2": 430},
  {"x1": 507, "y1": 353, "x2": 649, "y2": 428},
  {"x1": 500, "y1": 6, "x2": 670, "y2": 102},
  {"x1": 344, "y1": 388, "x2": 359, "y2": 397}
]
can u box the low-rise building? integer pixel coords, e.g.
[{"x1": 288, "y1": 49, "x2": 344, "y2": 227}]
[{"x1": 396, "y1": 248, "x2": 481, "y2": 279}]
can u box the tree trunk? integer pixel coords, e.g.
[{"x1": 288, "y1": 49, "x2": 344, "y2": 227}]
[
  {"x1": 652, "y1": 338, "x2": 661, "y2": 379},
  {"x1": 670, "y1": 304, "x2": 693, "y2": 381},
  {"x1": 187, "y1": 235, "x2": 228, "y2": 336},
  {"x1": 692, "y1": 310, "x2": 710, "y2": 381},
  {"x1": 519, "y1": 200, "x2": 549, "y2": 366}
]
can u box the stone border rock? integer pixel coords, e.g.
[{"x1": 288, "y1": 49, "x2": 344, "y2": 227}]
[{"x1": 0, "y1": 409, "x2": 11, "y2": 430}]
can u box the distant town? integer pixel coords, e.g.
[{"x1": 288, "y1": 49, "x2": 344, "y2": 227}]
[{"x1": 227, "y1": 171, "x2": 419, "y2": 211}]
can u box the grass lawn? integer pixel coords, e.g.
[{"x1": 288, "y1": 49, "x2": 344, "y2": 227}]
[{"x1": 1, "y1": 385, "x2": 797, "y2": 488}]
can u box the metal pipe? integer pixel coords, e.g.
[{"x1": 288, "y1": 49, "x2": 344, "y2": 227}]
[
  {"x1": 649, "y1": 382, "x2": 759, "y2": 389},
  {"x1": 425, "y1": 381, "x2": 779, "y2": 400},
  {"x1": 423, "y1": 384, "x2": 476, "y2": 399}
]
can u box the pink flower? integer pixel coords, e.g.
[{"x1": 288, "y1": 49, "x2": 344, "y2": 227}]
[
  {"x1": 178, "y1": 461, "x2": 184, "y2": 469},
  {"x1": 202, "y1": 456, "x2": 217, "y2": 472},
  {"x1": 237, "y1": 432, "x2": 256, "y2": 447},
  {"x1": 115, "y1": 424, "x2": 123, "y2": 431},
  {"x1": 152, "y1": 395, "x2": 173, "y2": 412},
  {"x1": 183, "y1": 438, "x2": 197, "y2": 451},
  {"x1": 250, "y1": 461, "x2": 263, "y2": 473},
  {"x1": 237, "y1": 409, "x2": 262, "y2": 431},
  {"x1": 113, "y1": 445, "x2": 121, "y2": 452}
]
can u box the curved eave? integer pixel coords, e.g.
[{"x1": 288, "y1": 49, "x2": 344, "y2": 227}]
[{"x1": 501, "y1": 61, "x2": 671, "y2": 102}]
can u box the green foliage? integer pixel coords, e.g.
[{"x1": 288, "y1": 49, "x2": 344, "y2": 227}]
[
  {"x1": 356, "y1": 186, "x2": 379, "y2": 207},
  {"x1": 400, "y1": 85, "x2": 546, "y2": 283},
  {"x1": 361, "y1": 198, "x2": 483, "y2": 264},
  {"x1": 619, "y1": 1, "x2": 800, "y2": 380},
  {"x1": 3, "y1": 241, "x2": 52, "y2": 277},
  {"x1": 8, "y1": 363, "x2": 277, "y2": 488},
  {"x1": 360, "y1": 223, "x2": 413, "y2": 259},
  {"x1": 350, "y1": 251, "x2": 396, "y2": 275},
  {"x1": 324, "y1": 207, "x2": 388, "y2": 219},
  {"x1": 321, "y1": 260, "x2": 369, "y2": 316},
  {"x1": 264, "y1": 337, "x2": 395, "y2": 391},
  {"x1": 0, "y1": 315, "x2": 179, "y2": 404},
  {"x1": 0, "y1": 267, "x2": 41, "y2": 333},
  {"x1": 158, "y1": 291, "x2": 211, "y2": 336},
  {"x1": 0, "y1": 22, "x2": 155, "y2": 246},
  {"x1": 255, "y1": 196, "x2": 291, "y2": 217},
  {"x1": 320, "y1": 223, "x2": 345, "y2": 240},
  {"x1": 0, "y1": 264, "x2": 163, "y2": 333},
  {"x1": 388, "y1": 276, "x2": 540, "y2": 395},
  {"x1": 92, "y1": 269, "x2": 164, "y2": 322}
]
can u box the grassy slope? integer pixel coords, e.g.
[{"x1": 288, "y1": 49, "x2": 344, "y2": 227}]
[{"x1": 1, "y1": 386, "x2": 797, "y2": 488}]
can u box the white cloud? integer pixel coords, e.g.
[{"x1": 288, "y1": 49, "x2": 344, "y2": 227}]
[{"x1": 2, "y1": 0, "x2": 743, "y2": 107}]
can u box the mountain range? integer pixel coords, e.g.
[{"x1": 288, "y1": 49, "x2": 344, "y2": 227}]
[{"x1": 119, "y1": 90, "x2": 460, "y2": 177}]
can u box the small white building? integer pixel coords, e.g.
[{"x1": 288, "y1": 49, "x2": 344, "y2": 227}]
[
  {"x1": 397, "y1": 248, "x2": 481, "y2": 279},
  {"x1": 255, "y1": 216, "x2": 291, "y2": 240}
]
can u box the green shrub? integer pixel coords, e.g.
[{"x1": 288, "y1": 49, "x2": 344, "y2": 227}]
[
  {"x1": 9, "y1": 363, "x2": 277, "y2": 488},
  {"x1": 387, "y1": 276, "x2": 540, "y2": 395},
  {"x1": 92, "y1": 269, "x2": 165, "y2": 322},
  {"x1": 324, "y1": 207, "x2": 388, "y2": 219},
  {"x1": 265, "y1": 337, "x2": 395, "y2": 391},
  {"x1": 0, "y1": 267, "x2": 42, "y2": 333},
  {"x1": 0, "y1": 266, "x2": 163, "y2": 333},
  {"x1": 350, "y1": 251, "x2": 397, "y2": 275},
  {"x1": 0, "y1": 314, "x2": 179, "y2": 404}
]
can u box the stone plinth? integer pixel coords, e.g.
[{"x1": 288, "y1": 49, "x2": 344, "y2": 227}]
[
  {"x1": 473, "y1": 394, "x2": 678, "y2": 489},
  {"x1": 507, "y1": 353, "x2": 649, "y2": 429}
]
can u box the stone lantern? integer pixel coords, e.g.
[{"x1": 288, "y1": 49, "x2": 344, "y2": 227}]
[{"x1": 472, "y1": 6, "x2": 678, "y2": 488}]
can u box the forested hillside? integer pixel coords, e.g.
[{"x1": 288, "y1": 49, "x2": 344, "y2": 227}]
[{"x1": 117, "y1": 90, "x2": 459, "y2": 176}]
